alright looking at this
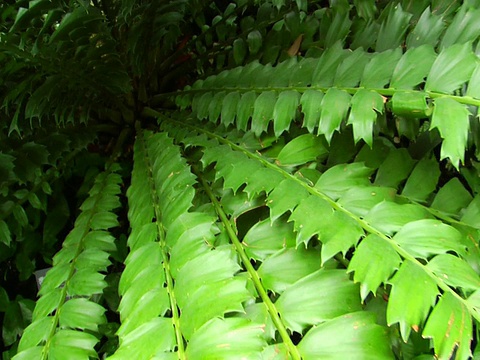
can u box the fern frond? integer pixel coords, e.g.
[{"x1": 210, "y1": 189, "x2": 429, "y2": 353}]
[{"x1": 13, "y1": 163, "x2": 122, "y2": 359}]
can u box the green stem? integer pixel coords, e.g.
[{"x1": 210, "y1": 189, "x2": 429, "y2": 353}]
[{"x1": 196, "y1": 170, "x2": 302, "y2": 360}]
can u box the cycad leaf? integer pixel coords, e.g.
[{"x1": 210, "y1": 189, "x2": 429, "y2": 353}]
[
  {"x1": 267, "y1": 179, "x2": 309, "y2": 222},
  {"x1": 298, "y1": 312, "x2": 393, "y2": 359},
  {"x1": 348, "y1": 234, "x2": 401, "y2": 301},
  {"x1": 109, "y1": 318, "x2": 176, "y2": 359},
  {"x1": 461, "y1": 195, "x2": 480, "y2": 229},
  {"x1": 221, "y1": 91, "x2": 241, "y2": 126},
  {"x1": 174, "y1": 248, "x2": 241, "y2": 307},
  {"x1": 425, "y1": 43, "x2": 478, "y2": 94},
  {"x1": 423, "y1": 293, "x2": 472, "y2": 360},
  {"x1": 48, "y1": 330, "x2": 98, "y2": 359},
  {"x1": 375, "y1": 3, "x2": 412, "y2": 52},
  {"x1": 252, "y1": 91, "x2": 276, "y2": 136},
  {"x1": 387, "y1": 261, "x2": 439, "y2": 341},
  {"x1": 276, "y1": 134, "x2": 327, "y2": 167},
  {"x1": 348, "y1": 89, "x2": 384, "y2": 147},
  {"x1": 430, "y1": 97, "x2": 470, "y2": 169},
  {"x1": 180, "y1": 278, "x2": 251, "y2": 340},
  {"x1": 393, "y1": 219, "x2": 464, "y2": 259},
  {"x1": 319, "y1": 88, "x2": 351, "y2": 143},
  {"x1": 406, "y1": 7, "x2": 444, "y2": 48},
  {"x1": 185, "y1": 318, "x2": 266, "y2": 359},
  {"x1": 440, "y1": 5, "x2": 480, "y2": 49},
  {"x1": 276, "y1": 269, "x2": 361, "y2": 333},
  {"x1": 273, "y1": 90, "x2": 300, "y2": 136},
  {"x1": 402, "y1": 159, "x2": 440, "y2": 202},
  {"x1": 334, "y1": 48, "x2": 370, "y2": 87},
  {"x1": 243, "y1": 219, "x2": 296, "y2": 261},
  {"x1": 300, "y1": 90, "x2": 324, "y2": 132},
  {"x1": 236, "y1": 91, "x2": 257, "y2": 131},
  {"x1": 338, "y1": 186, "x2": 396, "y2": 217},
  {"x1": 364, "y1": 202, "x2": 431, "y2": 235},
  {"x1": 427, "y1": 254, "x2": 480, "y2": 292},
  {"x1": 258, "y1": 247, "x2": 321, "y2": 293},
  {"x1": 390, "y1": 45, "x2": 437, "y2": 89},
  {"x1": 374, "y1": 148, "x2": 415, "y2": 188},
  {"x1": 288, "y1": 196, "x2": 331, "y2": 246},
  {"x1": 58, "y1": 298, "x2": 106, "y2": 332},
  {"x1": 315, "y1": 162, "x2": 374, "y2": 200},
  {"x1": 431, "y1": 178, "x2": 473, "y2": 215},
  {"x1": 361, "y1": 48, "x2": 402, "y2": 88}
]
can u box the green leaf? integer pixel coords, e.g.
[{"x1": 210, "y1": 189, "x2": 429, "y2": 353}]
[
  {"x1": 59, "y1": 298, "x2": 106, "y2": 331},
  {"x1": 315, "y1": 162, "x2": 374, "y2": 200},
  {"x1": 276, "y1": 134, "x2": 327, "y2": 167},
  {"x1": 276, "y1": 269, "x2": 361, "y2": 333},
  {"x1": 431, "y1": 178, "x2": 473, "y2": 215},
  {"x1": 243, "y1": 219, "x2": 296, "y2": 261},
  {"x1": 387, "y1": 261, "x2": 439, "y2": 341},
  {"x1": 402, "y1": 159, "x2": 440, "y2": 202},
  {"x1": 267, "y1": 179, "x2": 309, "y2": 222},
  {"x1": 13, "y1": 204, "x2": 28, "y2": 227},
  {"x1": 338, "y1": 186, "x2": 396, "y2": 217},
  {"x1": 109, "y1": 318, "x2": 176, "y2": 359},
  {"x1": 0, "y1": 220, "x2": 11, "y2": 246},
  {"x1": 175, "y1": 248, "x2": 241, "y2": 308},
  {"x1": 252, "y1": 91, "x2": 276, "y2": 136},
  {"x1": 461, "y1": 196, "x2": 480, "y2": 229},
  {"x1": 406, "y1": 7, "x2": 444, "y2": 48},
  {"x1": 273, "y1": 90, "x2": 300, "y2": 136},
  {"x1": 247, "y1": 30, "x2": 262, "y2": 55},
  {"x1": 430, "y1": 97, "x2": 470, "y2": 169},
  {"x1": 467, "y1": 64, "x2": 480, "y2": 99},
  {"x1": 319, "y1": 88, "x2": 351, "y2": 143},
  {"x1": 233, "y1": 39, "x2": 247, "y2": 65},
  {"x1": 221, "y1": 91, "x2": 241, "y2": 127},
  {"x1": 348, "y1": 234, "x2": 401, "y2": 300},
  {"x1": 334, "y1": 48, "x2": 370, "y2": 87},
  {"x1": 90, "y1": 211, "x2": 119, "y2": 230},
  {"x1": 440, "y1": 5, "x2": 480, "y2": 49},
  {"x1": 236, "y1": 91, "x2": 257, "y2": 131},
  {"x1": 374, "y1": 148, "x2": 415, "y2": 188},
  {"x1": 298, "y1": 312, "x2": 393, "y2": 359},
  {"x1": 393, "y1": 219, "x2": 464, "y2": 259},
  {"x1": 68, "y1": 270, "x2": 106, "y2": 296},
  {"x1": 390, "y1": 45, "x2": 437, "y2": 89},
  {"x1": 427, "y1": 254, "x2": 480, "y2": 291},
  {"x1": 364, "y1": 202, "x2": 432, "y2": 235},
  {"x1": 17, "y1": 316, "x2": 54, "y2": 351},
  {"x1": 425, "y1": 43, "x2": 478, "y2": 94},
  {"x1": 258, "y1": 247, "x2": 321, "y2": 293},
  {"x1": 348, "y1": 89, "x2": 385, "y2": 147},
  {"x1": 361, "y1": 48, "x2": 402, "y2": 88},
  {"x1": 288, "y1": 196, "x2": 331, "y2": 246},
  {"x1": 179, "y1": 278, "x2": 251, "y2": 339},
  {"x1": 312, "y1": 42, "x2": 347, "y2": 87},
  {"x1": 48, "y1": 330, "x2": 98, "y2": 359},
  {"x1": 375, "y1": 3, "x2": 412, "y2": 52},
  {"x1": 300, "y1": 90, "x2": 324, "y2": 132},
  {"x1": 423, "y1": 293, "x2": 472, "y2": 360},
  {"x1": 185, "y1": 318, "x2": 266, "y2": 358}
]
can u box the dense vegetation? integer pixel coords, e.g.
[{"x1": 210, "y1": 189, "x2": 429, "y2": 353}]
[{"x1": 1, "y1": 0, "x2": 480, "y2": 358}]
